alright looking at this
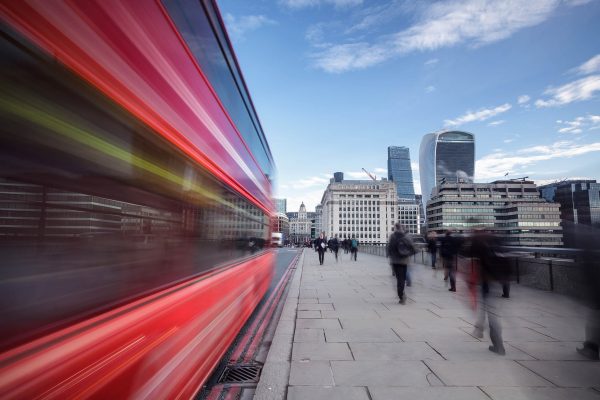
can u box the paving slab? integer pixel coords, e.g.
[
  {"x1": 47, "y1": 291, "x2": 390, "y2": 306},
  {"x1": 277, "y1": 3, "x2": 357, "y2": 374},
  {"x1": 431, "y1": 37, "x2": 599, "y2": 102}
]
[
  {"x1": 518, "y1": 360, "x2": 600, "y2": 387},
  {"x1": 287, "y1": 386, "x2": 370, "y2": 400},
  {"x1": 427, "y1": 340, "x2": 535, "y2": 361},
  {"x1": 298, "y1": 303, "x2": 334, "y2": 311},
  {"x1": 325, "y1": 327, "x2": 402, "y2": 343},
  {"x1": 289, "y1": 361, "x2": 334, "y2": 386},
  {"x1": 508, "y1": 341, "x2": 589, "y2": 361},
  {"x1": 331, "y1": 360, "x2": 432, "y2": 386},
  {"x1": 369, "y1": 386, "x2": 490, "y2": 400},
  {"x1": 294, "y1": 328, "x2": 325, "y2": 343},
  {"x1": 424, "y1": 360, "x2": 554, "y2": 386},
  {"x1": 349, "y1": 342, "x2": 444, "y2": 361},
  {"x1": 481, "y1": 387, "x2": 600, "y2": 400},
  {"x1": 298, "y1": 310, "x2": 321, "y2": 318},
  {"x1": 296, "y1": 318, "x2": 341, "y2": 330},
  {"x1": 292, "y1": 342, "x2": 353, "y2": 361}
]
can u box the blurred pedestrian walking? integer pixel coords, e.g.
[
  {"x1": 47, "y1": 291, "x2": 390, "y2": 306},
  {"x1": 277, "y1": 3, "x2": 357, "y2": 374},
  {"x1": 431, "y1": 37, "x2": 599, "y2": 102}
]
[
  {"x1": 470, "y1": 228, "x2": 506, "y2": 355},
  {"x1": 314, "y1": 232, "x2": 327, "y2": 265},
  {"x1": 440, "y1": 230, "x2": 461, "y2": 292},
  {"x1": 387, "y1": 223, "x2": 416, "y2": 304},
  {"x1": 350, "y1": 237, "x2": 358, "y2": 261},
  {"x1": 426, "y1": 231, "x2": 438, "y2": 269},
  {"x1": 571, "y1": 224, "x2": 600, "y2": 360},
  {"x1": 330, "y1": 235, "x2": 340, "y2": 262}
]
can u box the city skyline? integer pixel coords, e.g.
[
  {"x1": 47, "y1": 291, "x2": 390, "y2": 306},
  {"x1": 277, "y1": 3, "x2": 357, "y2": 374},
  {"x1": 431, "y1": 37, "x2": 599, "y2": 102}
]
[{"x1": 219, "y1": 0, "x2": 600, "y2": 211}]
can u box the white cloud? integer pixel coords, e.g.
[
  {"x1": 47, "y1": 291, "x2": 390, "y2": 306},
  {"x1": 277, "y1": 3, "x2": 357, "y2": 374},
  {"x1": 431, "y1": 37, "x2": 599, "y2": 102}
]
[
  {"x1": 424, "y1": 58, "x2": 439, "y2": 66},
  {"x1": 281, "y1": 0, "x2": 363, "y2": 9},
  {"x1": 476, "y1": 140, "x2": 600, "y2": 180},
  {"x1": 288, "y1": 175, "x2": 330, "y2": 189},
  {"x1": 535, "y1": 75, "x2": 600, "y2": 107},
  {"x1": 503, "y1": 138, "x2": 514, "y2": 143},
  {"x1": 518, "y1": 94, "x2": 530, "y2": 104},
  {"x1": 311, "y1": 0, "x2": 583, "y2": 73},
  {"x1": 570, "y1": 54, "x2": 600, "y2": 76},
  {"x1": 488, "y1": 120, "x2": 506, "y2": 126},
  {"x1": 444, "y1": 103, "x2": 512, "y2": 127},
  {"x1": 224, "y1": 14, "x2": 276, "y2": 40},
  {"x1": 557, "y1": 115, "x2": 600, "y2": 134},
  {"x1": 425, "y1": 85, "x2": 436, "y2": 93}
]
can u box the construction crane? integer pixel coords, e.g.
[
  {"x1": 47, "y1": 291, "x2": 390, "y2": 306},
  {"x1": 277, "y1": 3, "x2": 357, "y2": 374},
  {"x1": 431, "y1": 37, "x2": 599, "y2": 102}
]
[
  {"x1": 509, "y1": 176, "x2": 529, "y2": 182},
  {"x1": 362, "y1": 168, "x2": 377, "y2": 181}
]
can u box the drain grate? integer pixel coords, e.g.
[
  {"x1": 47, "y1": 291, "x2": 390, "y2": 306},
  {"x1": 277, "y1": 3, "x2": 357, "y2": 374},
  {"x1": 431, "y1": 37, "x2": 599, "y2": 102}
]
[{"x1": 218, "y1": 364, "x2": 262, "y2": 384}]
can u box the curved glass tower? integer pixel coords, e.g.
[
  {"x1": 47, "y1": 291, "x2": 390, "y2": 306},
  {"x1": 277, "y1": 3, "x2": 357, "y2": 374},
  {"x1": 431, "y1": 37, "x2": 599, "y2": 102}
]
[{"x1": 419, "y1": 131, "x2": 475, "y2": 211}]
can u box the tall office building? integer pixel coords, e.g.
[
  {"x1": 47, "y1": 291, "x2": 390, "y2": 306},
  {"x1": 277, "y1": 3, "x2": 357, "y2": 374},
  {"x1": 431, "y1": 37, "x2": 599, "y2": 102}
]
[
  {"x1": 273, "y1": 198, "x2": 287, "y2": 214},
  {"x1": 419, "y1": 131, "x2": 475, "y2": 211},
  {"x1": 387, "y1": 146, "x2": 415, "y2": 202}
]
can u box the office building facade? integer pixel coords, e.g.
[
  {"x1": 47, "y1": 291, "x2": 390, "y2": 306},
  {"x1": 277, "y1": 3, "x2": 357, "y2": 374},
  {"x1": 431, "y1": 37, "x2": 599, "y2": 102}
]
[
  {"x1": 320, "y1": 175, "x2": 397, "y2": 245},
  {"x1": 397, "y1": 202, "x2": 420, "y2": 235},
  {"x1": 387, "y1": 146, "x2": 415, "y2": 201},
  {"x1": 419, "y1": 131, "x2": 475, "y2": 210},
  {"x1": 273, "y1": 198, "x2": 287, "y2": 214},
  {"x1": 539, "y1": 180, "x2": 600, "y2": 246},
  {"x1": 426, "y1": 180, "x2": 562, "y2": 246}
]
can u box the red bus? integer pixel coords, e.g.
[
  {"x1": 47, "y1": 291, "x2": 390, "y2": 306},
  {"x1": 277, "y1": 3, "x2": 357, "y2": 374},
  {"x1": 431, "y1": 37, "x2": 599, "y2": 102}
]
[{"x1": 0, "y1": 0, "x2": 275, "y2": 398}]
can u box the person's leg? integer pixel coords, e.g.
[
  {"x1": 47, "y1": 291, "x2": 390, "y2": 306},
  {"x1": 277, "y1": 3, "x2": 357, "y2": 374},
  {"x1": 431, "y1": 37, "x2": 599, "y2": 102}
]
[
  {"x1": 449, "y1": 262, "x2": 456, "y2": 291},
  {"x1": 406, "y1": 266, "x2": 412, "y2": 287},
  {"x1": 394, "y1": 264, "x2": 407, "y2": 303},
  {"x1": 319, "y1": 251, "x2": 324, "y2": 265},
  {"x1": 487, "y1": 295, "x2": 505, "y2": 355},
  {"x1": 502, "y1": 282, "x2": 510, "y2": 298},
  {"x1": 431, "y1": 252, "x2": 436, "y2": 269},
  {"x1": 578, "y1": 309, "x2": 600, "y2": 360}
]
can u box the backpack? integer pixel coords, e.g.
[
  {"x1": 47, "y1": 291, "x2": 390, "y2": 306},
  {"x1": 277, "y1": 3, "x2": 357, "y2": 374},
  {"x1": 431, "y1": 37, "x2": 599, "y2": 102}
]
[
  {"x1": 396, "y1": 234, "x2": 415, "y2": 258},
  {"x1": 351, "y1": 239, "x2": 357, "y2": 248}
]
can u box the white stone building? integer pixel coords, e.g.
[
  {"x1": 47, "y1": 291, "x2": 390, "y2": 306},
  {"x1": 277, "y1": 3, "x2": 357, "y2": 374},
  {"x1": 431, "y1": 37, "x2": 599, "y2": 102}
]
[
  {"x1": 397, "y1": 202, "x2": 420, "y2": 235},
  {"x1": 288, "y1": 202, "x2": 312, "y2": 244},
  {"x1": 320, "y1": 173, "x2": 397, "y2": 245}
]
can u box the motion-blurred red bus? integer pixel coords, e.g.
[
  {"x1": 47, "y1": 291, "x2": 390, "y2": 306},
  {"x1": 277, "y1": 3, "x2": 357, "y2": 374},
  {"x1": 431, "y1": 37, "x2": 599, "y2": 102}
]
[{"x1": 0, "y1": 0, "x2": 275, "y2": 398}]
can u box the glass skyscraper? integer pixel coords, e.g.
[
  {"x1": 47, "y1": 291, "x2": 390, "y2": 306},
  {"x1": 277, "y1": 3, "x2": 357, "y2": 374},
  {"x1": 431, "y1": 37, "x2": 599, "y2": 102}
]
[
  {"x1": 387, "y1": 146, "x2": 415, "y2": 201},
  {"x1": 419, "y1": 131, "x2": 475, "y2": 211}
]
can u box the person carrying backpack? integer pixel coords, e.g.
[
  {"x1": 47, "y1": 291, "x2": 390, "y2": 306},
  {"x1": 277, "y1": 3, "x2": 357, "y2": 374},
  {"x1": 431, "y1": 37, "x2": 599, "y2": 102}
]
[
  {"x1": 350, "y1": 237, "x2": 358, "y2": 261},
  {"x1": 387, "y1": 223, "x2": 416, "y2": 304}
]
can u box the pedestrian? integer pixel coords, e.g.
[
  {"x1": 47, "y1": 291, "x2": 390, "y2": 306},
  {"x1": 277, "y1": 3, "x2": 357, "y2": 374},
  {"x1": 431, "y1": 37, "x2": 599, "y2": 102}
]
[
  {"x1": 387, "y1": 223, "x2": 416, "y2": 304},
  {"x1": 470, "y1": 228, "x2": 506, "y2": 355},
  {"x1": 440, "y1": 229, "x2": 461, "y2": 292},
  {"x1": 314, "y1": 232, "x2": 327, "y2": 265},
  {"x1": 330, "y1": 235, "x2": 340, "y2": 262},
  {"x1": 571, "y1": 223, "x2": 600, "y2": 360},
  {"x1": 426, "y1": 231, "x2": 438, "y2": 269},
  {"x1": 342, "y1": 238, "x2": 349, "y2": 254},
  {"x1": 350, "y1": 237, "x2": 358, "y2": 261}
]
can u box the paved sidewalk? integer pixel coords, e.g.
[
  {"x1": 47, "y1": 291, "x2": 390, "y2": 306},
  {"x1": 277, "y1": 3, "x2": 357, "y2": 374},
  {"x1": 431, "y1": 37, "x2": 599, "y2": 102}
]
[{"x1": 255, "y1": 249, "x2": 600, "y2": 400}]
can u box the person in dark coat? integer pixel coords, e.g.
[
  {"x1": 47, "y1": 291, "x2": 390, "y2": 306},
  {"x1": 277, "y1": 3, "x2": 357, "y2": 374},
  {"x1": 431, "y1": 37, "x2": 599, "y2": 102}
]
[
  {"x1": 440, "y1": 230, "x2": 461, "y2": 292},
  {"x1": 330, "y1": 235, "x2": 340, "y2": 261},
  {"x1": 470, "y1": 228, "x2": 506, "y2": 355},
  {"x1": 350, "y1": 237, "x2": 358, "y2": 261},
  {"x1": 571, "y1": 223, "x2": 600, "y2": 360},
  {"x1": 426, "y1": 231, "x2": 438, "y2": 269},
  {"x1": 314, "y1": 232, "x2": 327, "y2": 265},
  {"x1": 387, "y1": 223, "x2": 416, "y2": 304}
]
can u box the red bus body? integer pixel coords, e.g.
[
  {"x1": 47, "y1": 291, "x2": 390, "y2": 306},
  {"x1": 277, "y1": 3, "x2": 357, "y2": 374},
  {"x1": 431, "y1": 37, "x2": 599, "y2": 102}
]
[{"x1": 0, "y1": 0, "x2": 275, "y2": 398}]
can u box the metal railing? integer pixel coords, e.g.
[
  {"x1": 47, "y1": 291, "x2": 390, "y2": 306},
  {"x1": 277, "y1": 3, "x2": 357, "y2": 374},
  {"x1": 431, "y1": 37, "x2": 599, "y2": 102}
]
[{"x1": 360, "y1": 244, "x2": 593, "y2": 299}]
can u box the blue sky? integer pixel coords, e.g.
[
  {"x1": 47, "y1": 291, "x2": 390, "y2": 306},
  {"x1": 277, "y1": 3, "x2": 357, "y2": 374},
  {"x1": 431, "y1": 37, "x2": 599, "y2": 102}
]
[{"x1": 218, "y1": 0, "x2": 600, "y2": 212}]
